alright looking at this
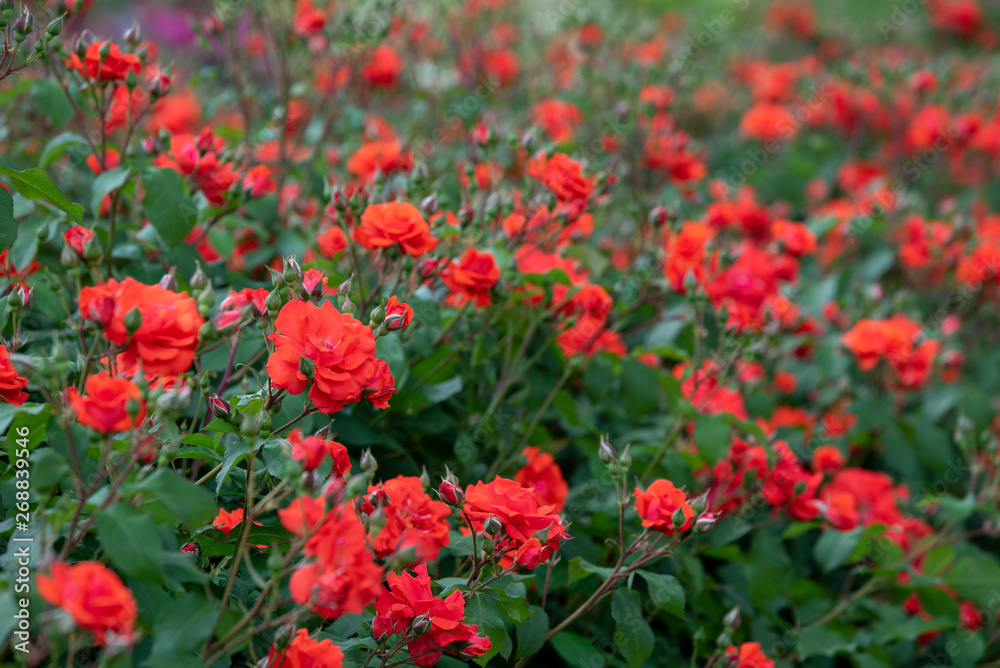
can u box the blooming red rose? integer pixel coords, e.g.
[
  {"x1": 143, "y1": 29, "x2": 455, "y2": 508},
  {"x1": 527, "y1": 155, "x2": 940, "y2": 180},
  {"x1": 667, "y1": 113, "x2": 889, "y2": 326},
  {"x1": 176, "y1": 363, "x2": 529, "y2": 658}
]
[
  {"x1": 811, "y1": 445, "x2": 845, "y2": 473},
  {"x1": 37, "y1": 561, "x2": 138, "y2": 646},
  {"x1": 354, "y1": 202, "x2": 438, "y2": 257},
  {"x1": 288, "y1": 429, "x2": 351, "y2": 474},
  {"x1": 280, "y1": 498, "x2": 383, "y2": 619},
  {"x1": 317, "y1": 225, "x2": 348, "y2": 258},
  {"x1": 440, "y1": 248, "x2": 500, "y2": 307},
  {"x1": 66, "y1": 40, "x2": 141, "y2": 82},
  {"x1": 724, "y1": 641, "x2": 775, "y2": 668},
  {"x1": 363, "y1": 475, "x2": 452, "y2": 563},
  {"x1": 93, "y1": 277, "x2": 204, "y2": 377},
  {"x1": 66, "y1": 372, "x2": 146, "y2": 433},
  {"x1": 463, "y1": 477, "x2": 568, "y2": 568},
  {"x1": 634, "y1": 479, "x2": 694, "y2": 534},
  {"x1": 515, "y1": 446, "x2": 569, "y2": 512},
  {"x1": 373, "y1": 564, "x2": 492, "y2": 666},
  {"x1": 270, "y1": 628, "x2": 344, "y2": 668},
  {"x1": 267, "y1": 300, "x2": 380, "y2": 414},
  {"x1": 0, "y1": 344, "x2": 28, "y2": 406},
  {"x1": 362, "y1": 45, "x2": 404, "y2": 87},
  {"x1": 527, "y1": 152, "x2": 594, "y2": 202},
  {"x1": 242, "y1": 165, "x2": 276, "y2": 197}
]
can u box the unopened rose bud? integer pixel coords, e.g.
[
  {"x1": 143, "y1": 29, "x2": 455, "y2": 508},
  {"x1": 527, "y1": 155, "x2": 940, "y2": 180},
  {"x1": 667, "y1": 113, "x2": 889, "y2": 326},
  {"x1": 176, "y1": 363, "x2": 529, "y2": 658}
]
[
  {"x1": 124, "y1": 69, "x2": 140, "y2": 90},
  {"x1": 266, "y1": 289, "x2": 282, "y2": 317},
  {"x1": 12, "y1": 8, "x2": 31, "y2": 37},
  {"x1": 483, "y1": 515, "x2": 503, "y2": 537},
  {"x1": 180, "y1": 543, "x2": 199, "y2": 555},
  {"x1": 82, "y1": 236, "x2": 103, "y2": 264},
  {"x1": 695, "y1": 512, "x2": 718, "y2": 533},
  {"x1": 298, "y1": 356, "x2": 316, "y2": 379},
  {"x1": 158, "y1": 270, "x2": 178, "y2": 291},
  {"x1": 209, "y1": 396, "x2": 231, "y2": 422},
  {"x1": 124, "y1": 20, "x2": 141, "y2": 45},
  {"x1": 438, "y1": 479, "x2": 464, "y2": 506},
  {"x1": 283, "y1": 256, "x2": 303, "y2": 286},
  {"x1": 368, "y1": 488, "x2": 389, "y2": 507},
  {"x1": 372, "y1": 615, "x2": 393, "y2": 642},
  {"x1": 672, "y1": 506, "x2": 689, "y2": 530},
  {"x1": 187, "y1": 262, "x2": 207, "y2": 290},
  {"x1": 341, "y1": 296, "x2": 357, "y2": 316},
  {"x1": 689, "y1": 492, "x2": 708, "y2": 515},
  {"x1": 619, "y1": 444, "x2": 632, "y2": 469},
  {"x1": 420, "y1": 195, "x2": 438, "y2": 215},
  {"x1": 419, "y1": 466, "x2": 430, "y2": 488},
  {"x1": 124, "y1": 306, "x2": 143, "y2": 335},
  {"x1": 648, "y1": 207, "x2": 668, "y2": 226},
  {"x1": 723, "y1": 606, "x2": 741, "y2": 631},
  {"x1": 369, "y1": 302, "x2": 386, "y2": 326},
  {"x1": 98, "y1": 40, "x2": 111, "y2": 59},
  {"x1": 337, "y1": 274, "x2": 353, "y2": 297},
  {"x1": 411, "y1": 614, "x2": 432, "y2": 637},
  {"x1": 360, "y1": 448, "x2": 377, "y2": 472},
  {"x1": 598, "y1": 437, "x2": 617, "y2": 463}
]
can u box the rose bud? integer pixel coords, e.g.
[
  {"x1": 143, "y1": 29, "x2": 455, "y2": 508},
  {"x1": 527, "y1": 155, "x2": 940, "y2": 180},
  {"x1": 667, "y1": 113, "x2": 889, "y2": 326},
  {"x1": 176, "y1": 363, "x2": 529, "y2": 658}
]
[{"x1": 438, "y1": 479, "x2": 464, "y2": 506}]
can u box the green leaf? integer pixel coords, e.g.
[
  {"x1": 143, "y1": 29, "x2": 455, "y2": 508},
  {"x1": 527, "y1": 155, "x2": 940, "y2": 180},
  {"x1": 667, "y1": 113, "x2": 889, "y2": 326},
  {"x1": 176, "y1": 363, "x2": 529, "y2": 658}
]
[
  {"x1": 550, "y1": 631, "x2": 607, "y2": 668},
  {"x1": 424, "y1": 375, "x2": 463, "y2": 403},
  {"x1": 0, "y1": 187, "x2": 15, "y2": 252},
  {"x1": 567, "y1": 556, "x2": 616, "y2": 583},
  {"x1": 797, "y1": 625, "x2": 857, "y2": 658},
  {"x1": 29, "y1": 449, "x2": 70, "y2": 494},
  {"x1": 91, "y1": 166, "x2": 132, "y2": 215},
  {"x1": 38, "y1": 132, "x2": 88, "y2": 168},
  {"x1": 135, "y1": 469, "x2": 218, "y2": 530},
  {"x1": 943, "y1": 556, "x2": 1000, "y2": 608},
  {"x1": 204, "y1": 418, "x2": 237, "y2": 434},
  {"x1": 4, "y1": 403, "x2": 52, "y2": 453},
  {"x1": 639, "y1": 571, "x2": 685, "y2": 619},
  {"x1": 611, "y1": 589, "x2": 654, "y2": 668},
  {"x1": 30, "y1": 79, "x2": 74, "y2": 126},
  {"x1": 516, "y1": 605, "x2": 549, "y2": 659},
  {"x1": 0, "y1": 166, "x2": 83, "y2": 223},
  {"x1": 814, "y1": 528, "x2": 863, "y2": 572},
  {"x1": 142, "y1": 167, "x2": 198, "y2": 249},
  {"x1": 149, "y1": 594, "x2": 219, "y2": 660},
  {"x1": 693, "y1": 414, "x2": 731, "y2": 464},
  {"x1": 464, "y1": 593, "x2": 507, "y2": 666},
  {"x1": 921, "y1": 544, "x2": 955, "y2": 577},
  {"x1": 96, "y1": 503, "x2": 164, "y2": 583},
  {"x1": 216, "y1": 439, "x2": 256, "y2": 492}
]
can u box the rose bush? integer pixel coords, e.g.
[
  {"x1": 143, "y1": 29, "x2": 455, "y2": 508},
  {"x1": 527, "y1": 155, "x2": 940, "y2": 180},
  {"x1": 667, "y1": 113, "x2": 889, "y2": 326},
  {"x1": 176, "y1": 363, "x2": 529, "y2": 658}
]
[{"x1": 1, "y1": 0, "x2": 1000, "y2": 667}]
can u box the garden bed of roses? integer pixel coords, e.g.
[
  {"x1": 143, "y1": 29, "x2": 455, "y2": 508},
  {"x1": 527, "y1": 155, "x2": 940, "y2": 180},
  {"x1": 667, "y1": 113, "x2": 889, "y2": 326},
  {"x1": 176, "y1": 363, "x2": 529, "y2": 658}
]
[{"x1": 1, "y1": 0, "x2": 1000, "y2": 667}]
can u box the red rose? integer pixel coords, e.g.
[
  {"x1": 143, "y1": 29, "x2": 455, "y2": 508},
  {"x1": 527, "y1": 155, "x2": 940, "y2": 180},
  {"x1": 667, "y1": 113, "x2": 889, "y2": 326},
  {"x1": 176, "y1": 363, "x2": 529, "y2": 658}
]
[
  {"x1": 0, "y1": 344, "x2": 28, "y2": 406},
  {"x1": 634, "y1": 479, "x2": 694, "y2": 534},
  {"x1": 384, "y1": 295, "x2": 413, "y2": 330},
  {"x1": 96, "y1": 277, "x2": 204, "y2": 377},
  {"x1": 37, "y1": 561, "x2": 138, "y2": 646},
  {"x1": 373, "y1": 564, "x2": 492, "y2": 667},
  {"x1": 66, "y1": 372, "x2": 146, "y2": 434},
  {"x1": 440, "y1": 248, "x2": 500, "y2": 307},
  {"x1": 269, "y1": 628, "x2": 344, "y2": 668},
  {"x1": 288, "y1": 428, "x2": 351, "y2": 474},
  {"x1": 363, "y1": 475, "x2": 451, "y2": 563},
  {"x1": 66, "y1": 40, "x2": 141, "y2": 82},
  {"x1": 463, "y1": 477, "x2": 567, "y2": 568},
  {"x1": 364, "y1": 359, "x2": 397, "y2": 409},
  {"x1": 723, "y1": 642, "x2": 775, "y2": 668},
  {"x1": 282, "y1": 499, "x2": 383, "y2": 619},
  {"x1": 266, "y1": 300, "x2": 380, "y2": 414},
  {"x1": 354, "y1": 202, "x2": 438, "y2": 257},
  {"x1": 515, "y1": 446, "x2": 568, "y2": 512}
]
